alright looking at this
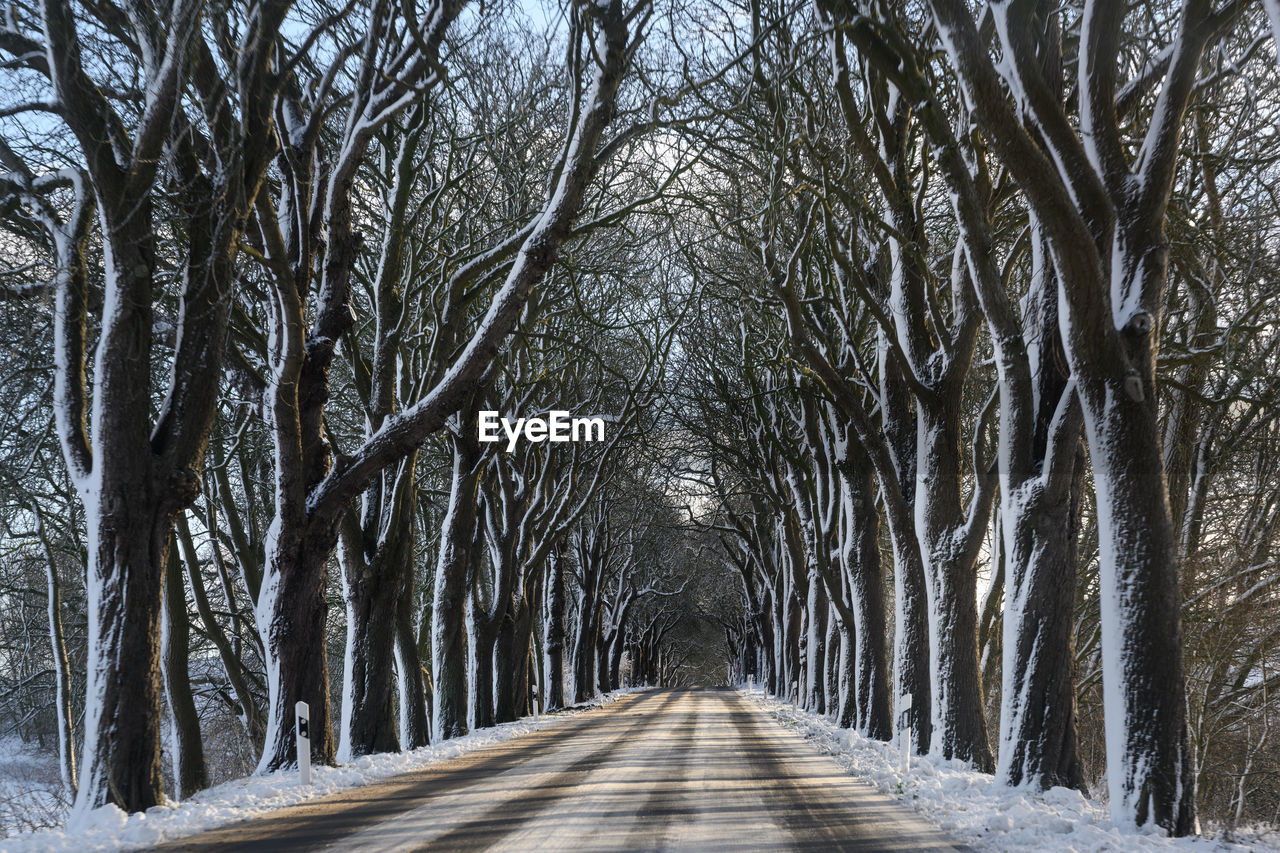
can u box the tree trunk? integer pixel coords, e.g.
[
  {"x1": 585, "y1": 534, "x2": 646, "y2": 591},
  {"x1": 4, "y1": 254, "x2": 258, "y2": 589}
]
[
  {"x1": 915, "y1": 396, "x2": 993, "y2": 771},
  {"x1": 1081, "y1": 368, "x2": 1195, "y2": 831},
  {"x1": 544, "y1": 549, "x2": 567, "y2": 711},
  {"x1": 493, "y1": 607, "x2": 519, "y2": 724},
  {"x1": 994, "y1": 234, "x2": 1088, "y2": 792},
  {"x1": 824, "y1": 603, "x2": 840, "y2": 714},
  {"x1": 879, "y1": 349, "x2": 932, "y2": 755},
  {"x1": 35, "y1": 510, "x2": 77, "y2": 797},
  {"x1": 338, "y1": 530, "x2": 404, "y2": 759},
  {"x1": 256, "y1": 530, "x2": 337, "y2": 773},
  {"x1": 432, "y1": 422, "x2": 482, "y2": 740},
  {"x1": 805, "y1": 570, "x2": 827, "y2": 714},
  {"x1": 72, "y1": 215, "x2": 171, "y2": 814},
  {"x1": 573, "y1": 601, "x2": 598, "y2": 703},
  {"x1": 395, "y1": 584, "x2": 430, "y2": 748},
  {"x1": 511, "y1": 598, "x2": 535, "y2": 718},
  {"x1": 341, "y1": 451, "x2": 420, "y2": 757},
  {"x1": 836, "y1": 622, "x2": 857, "y2": 728},
  {"x1": 609, "y1": 630, "x2": 626, "y2": 690},
  {"x1": 471, "y1": 613, "x2": 497, "y2": 729},
  {"x1": 841, "y1": 457, "x2": 893, "y2": 741},
  {"x1": 162, "y1": 541, "x2": 208, "y2": 799},
  {"x1": 77, "y1": 494, "x2": 168, "y2": 813},
  {"x1": 998, "y1": 443, "x2": 1087, "y2": 790},
  {"x1": 596, "y1": 629, "x2": 611, "y2": 696}
]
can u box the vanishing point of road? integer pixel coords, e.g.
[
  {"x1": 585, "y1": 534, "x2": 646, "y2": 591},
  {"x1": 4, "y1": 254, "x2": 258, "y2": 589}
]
[{"x1": 154, "y1": 688, "x2": 964, "y2": 852}]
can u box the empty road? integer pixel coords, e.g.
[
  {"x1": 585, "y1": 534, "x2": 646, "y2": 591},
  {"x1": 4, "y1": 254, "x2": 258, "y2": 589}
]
[{"x1": 155, "y1": 688, "x2": 963, "y2": 852}]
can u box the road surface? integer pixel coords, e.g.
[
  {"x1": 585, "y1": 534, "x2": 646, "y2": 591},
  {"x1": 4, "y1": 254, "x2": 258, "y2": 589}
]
[{"x1": 154, "y1": 688, "x2": 963, "y2": 852}]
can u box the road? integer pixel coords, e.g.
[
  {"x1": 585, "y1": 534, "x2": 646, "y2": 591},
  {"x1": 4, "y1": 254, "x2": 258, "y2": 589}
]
[{"x1": 154, "y1": 688, "x2": 964, "y2": 852}]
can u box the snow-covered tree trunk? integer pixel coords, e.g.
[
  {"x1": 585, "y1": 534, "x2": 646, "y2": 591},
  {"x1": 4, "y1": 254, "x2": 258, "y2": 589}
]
[
  {"x1": 338, "y1": 460, "x2": 417, "y2": 759},
  {"x1": 255, "y1": 524, "x2": 338, "y2": 772},
  {"x1": 573, "y1": 597, "x2": 600, "y2": 703},
  {"x1": 838, "y1": 451, "x2": 892, "y2": 740},
  {"x1": 997, "y1": 447, "x2": 1087, "y2": 791},
  {"x1": 433, "y1": 423, "x2": 483, "y2": 739},
  {"x1": 470, "y1": 607, "x2": 498, "y2": 728},
  {"x1": 162, "y1": 542, "x2": 207, "y2": 799},
  {"x1": 544, "y1": 547, "x2": 568, "y2": 711},
  {"x1": 984, "y1": 228, "x2": 1088, "y2": 793},
  {"x1": 493, "y1": 608, "x2": 520, "y2": 723},
  {"x1": 394, "y1": 587, "x2": 431, "y2": 749},
  {"x1": 823, "y1": 602, "x2": 841, "y2": 718},
  {"x1": 510, "y1": 593, "x2": 537, "y2": 717},
  {"x1": 805, "y1": 565, "x2": 828, "y2": 713},
  {"x1": 1080, "y1": 352, "x2": 1195, "y2": 830},
  {"x1": 35, "y1": 511, "x2": 77, "y2": 796},
  {"x1": 914, "y1": 386, "x2": 995, "y2": 771}
]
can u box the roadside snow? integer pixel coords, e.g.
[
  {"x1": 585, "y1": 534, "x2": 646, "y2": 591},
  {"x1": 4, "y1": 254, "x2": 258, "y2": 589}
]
[
  {"x1": 742, "y1": 688, "x2": 1280, "y2": 853},
  {"x1": 1, "y1": 689, "x2": 647, "y2": 853}
]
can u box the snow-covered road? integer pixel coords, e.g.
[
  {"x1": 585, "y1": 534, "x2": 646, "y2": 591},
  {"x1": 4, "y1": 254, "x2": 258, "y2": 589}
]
[{"x1": 149, "y1": 688, "x2": 962, "y2": 851}]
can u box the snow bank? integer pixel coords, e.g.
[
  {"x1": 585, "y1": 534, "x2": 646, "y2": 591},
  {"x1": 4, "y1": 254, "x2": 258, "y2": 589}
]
[
  {"x1": 1, "y1": 689, "x2": 647, "y2": 853},
  {"x1": 742, "y1": 688, "x2": 1280, "y2": 853}
]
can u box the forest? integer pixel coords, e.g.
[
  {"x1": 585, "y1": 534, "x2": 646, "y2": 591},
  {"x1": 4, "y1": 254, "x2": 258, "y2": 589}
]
[{"x1": 1, "y1": 0, "x2": 1279, "y2": 843}]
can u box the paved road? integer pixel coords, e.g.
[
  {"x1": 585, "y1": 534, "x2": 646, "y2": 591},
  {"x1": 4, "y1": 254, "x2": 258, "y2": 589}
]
[{"x1": 155, "y1": 688, "x2": 963, "y2": 852}]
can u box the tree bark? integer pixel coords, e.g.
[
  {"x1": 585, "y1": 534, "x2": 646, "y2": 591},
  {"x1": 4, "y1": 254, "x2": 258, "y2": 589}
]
[
  {"x1": 395, "y1": 581, "x2": 431, "y2": 748},
  {"x1": 544, "y1": 547, "x2": 567, "y2": 711},
  {"x1": 338, "y1": 515, "x2": 407, "y2": 759},
  {"x1": 432, "y1": 420, "x2": 483, "y2": 739},
  {"x1": 162, "y1": 540, "x2": 208, "y2": 799},
  {"x1": 470, "y1": 609, "x2": 498, "y2": 729},
  {"x1": 839, "y1": 453, "x2": 892, "y2": 741},
  {"x1": 916, "y1": 397, "x2": 994, "y2": 772},
  {"x1": 255, "y1": 529, "x2": 337, "y2": 772},
  {"x1": 34, "y1": 507, "x2": 76, "y2": 797}
]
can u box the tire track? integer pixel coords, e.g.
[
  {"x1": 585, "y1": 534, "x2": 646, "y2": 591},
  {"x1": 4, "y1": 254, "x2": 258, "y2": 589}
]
[
  {"x1": 619, "y1": 689, "x2": 700, "y2": 849},
  {"x1": 724, "y1": 689, "x2": 863, "y2": 850},
  {"x1": 407, "y1": 689, "x2": 683, "y2": 851},
  {"x1": 152, "y1": 691, "x2": 665, "y2": 853}
]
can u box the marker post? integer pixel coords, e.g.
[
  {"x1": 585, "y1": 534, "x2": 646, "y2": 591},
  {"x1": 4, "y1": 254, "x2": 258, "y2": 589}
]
[
  {"x1": 296, "y1": 701, "x2": 312, "y2": 786},
  {"x1": 899, "y1": 693, "x2": 912, "y2": 774}
]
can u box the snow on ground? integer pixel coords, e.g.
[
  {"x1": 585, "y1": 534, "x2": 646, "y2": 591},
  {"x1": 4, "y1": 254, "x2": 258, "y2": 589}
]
[
  {"x1": 742, "y1": 687, "x2": 1280, "y2": 853},
  {"x1": 0, "y1": 689, "x2": 647, "y2": 853},
  {"x1": 0, "y1": 738, "x2": 68, "y2": 837}
]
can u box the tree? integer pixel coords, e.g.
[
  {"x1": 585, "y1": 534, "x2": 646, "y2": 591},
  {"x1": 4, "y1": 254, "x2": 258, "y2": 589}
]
[{"x1": 1, "y1": 0, "x2": 286, "y2": 811}]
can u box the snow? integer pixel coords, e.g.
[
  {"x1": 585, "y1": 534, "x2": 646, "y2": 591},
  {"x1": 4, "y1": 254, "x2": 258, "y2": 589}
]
[
  {"x1": 2, "y1": 690, "x2": 647, "y2": 852},
  {"x1": 740, "y1": 688, "x2": 1280, "y2": 853},
  {"x1": 0, "y1": 739, "x2": 66, "y2": 837}
]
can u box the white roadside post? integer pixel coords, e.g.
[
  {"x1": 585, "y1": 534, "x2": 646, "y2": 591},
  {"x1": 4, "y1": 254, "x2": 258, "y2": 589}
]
[
  {"x1": 792, "y1": 681, "x2": 799, "y2": 704},
  {"x1": 747, "y1": 674, "x2": 753, "y2": 693},
  {"x1": 296, "y1": 701, "x2": 312, "y2": 786},
  {"x1": 899, "y1": 693, "x2": 912, "y2": 774}
]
